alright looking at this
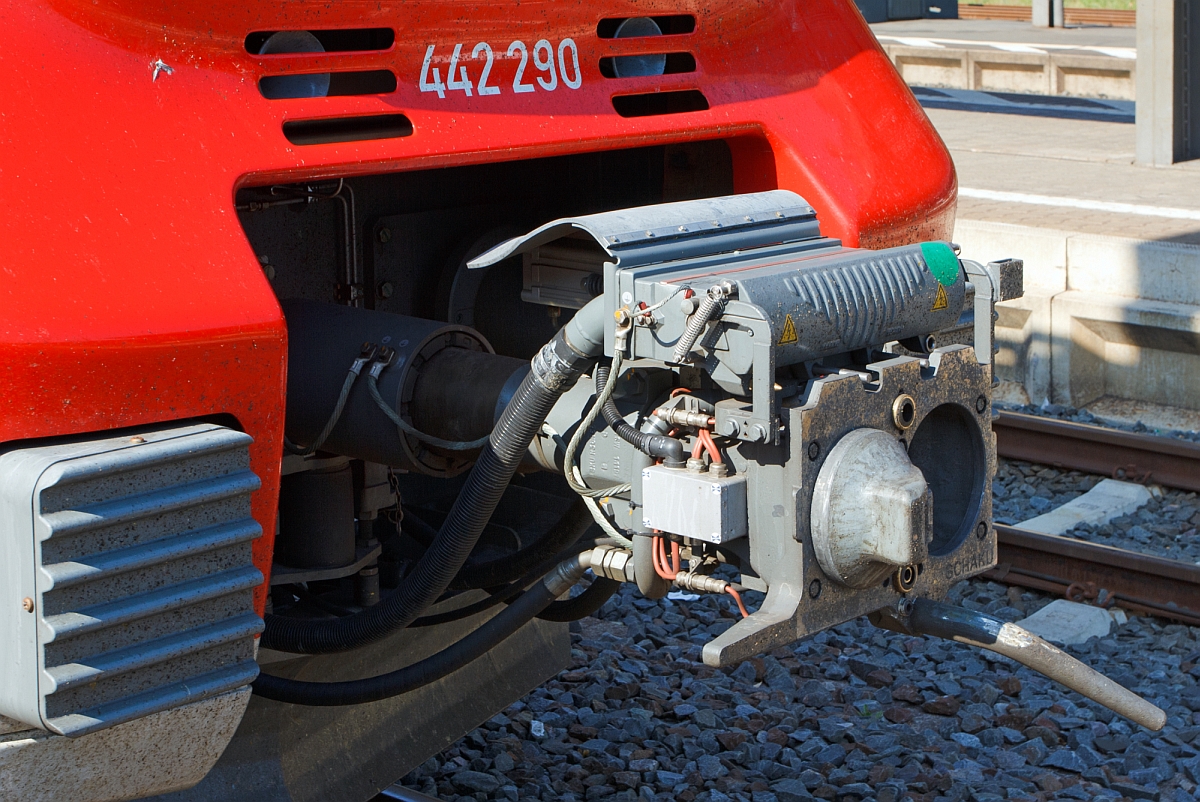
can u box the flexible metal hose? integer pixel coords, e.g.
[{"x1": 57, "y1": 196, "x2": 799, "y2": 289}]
[{"x1": 671, "y1": 288, "x2": 723, "y2": 364}]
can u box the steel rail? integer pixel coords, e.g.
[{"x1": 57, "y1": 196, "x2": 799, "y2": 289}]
[
  {"x1": 984, "y1": 525, "x2": 1200, "y2": 627},
  {"x1": 994, "y1": 410, "x2": 1200, "y2": 493}
]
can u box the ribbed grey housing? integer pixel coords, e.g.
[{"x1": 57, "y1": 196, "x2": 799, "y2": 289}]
[
  {"x1": 0, "y1": 423, "x2": 263, "y2": 737},
  {"x1": 786, "y1": 251, "x2": 931, "y2": 348}
]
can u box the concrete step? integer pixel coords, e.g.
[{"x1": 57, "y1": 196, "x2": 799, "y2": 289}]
[
  {"x1": 955, "y1": 218, "x2": 1200, "y2": 422},
  {"x1": 878, "y1": 39, "x2": 1135, "y2": 99}
]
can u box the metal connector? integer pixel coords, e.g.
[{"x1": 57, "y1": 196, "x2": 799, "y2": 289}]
[
  {"x1": 673, "y1": 571, "x2": 730, "y2": 595},
  {"x1": 349, "y1": 342, "x2": 380, "y2": 376},
  {"x1": 653, "y1": 408, "x2": 716, "y2": 428},
  {"x1": 588, "y1": 545, "x2": 637, "y2": 584},
  {"x1": 368, "y1": 345, "x2": 397, "y2": 379}
]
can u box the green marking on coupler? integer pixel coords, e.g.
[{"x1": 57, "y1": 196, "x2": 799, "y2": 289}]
[{"x1": 920, "y1": 241, "x2": 960, "y2": 286}]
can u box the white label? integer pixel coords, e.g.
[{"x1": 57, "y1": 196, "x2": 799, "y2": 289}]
[{"x1": 418, "y1": 39, "x2": 584, "y2": 99}]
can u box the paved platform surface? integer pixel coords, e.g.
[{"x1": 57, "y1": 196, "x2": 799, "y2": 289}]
[
  {"x1": 932, "y1": 107, "x2": 1200, "y2": 244},
  {"x1": 871, "y1": 18, "x2": 1134, "y2": 55}
]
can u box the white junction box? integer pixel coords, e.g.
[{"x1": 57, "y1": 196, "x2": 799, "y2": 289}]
[{"x1": 641, "y1": 465, "x2": 748, "y2": 544}]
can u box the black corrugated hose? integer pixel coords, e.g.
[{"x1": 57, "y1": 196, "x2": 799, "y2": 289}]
[
  {"x1": 592, "y1": 363, "x2": 685, "y2": 466},
  {"x1": 257, "y1": 298, "x2": 606, "y2": 657}
]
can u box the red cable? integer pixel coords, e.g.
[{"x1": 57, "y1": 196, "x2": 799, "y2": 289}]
[
  {"x1": 726, "y1": 586, "x2": 750, "y2": 619},
  {"x1": 691, "y1": 435, "x2": 704, "y2": 460},
  {"x1": 670, "y1": 387, "x2": 693, "y2": 398}
]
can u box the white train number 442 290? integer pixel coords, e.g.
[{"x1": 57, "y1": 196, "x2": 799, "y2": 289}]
[{"x1": 419, "y1": 39, "x2": 582, "y2": 98}]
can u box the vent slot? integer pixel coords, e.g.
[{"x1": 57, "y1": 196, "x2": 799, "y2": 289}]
[
  {"x1": 597, "y1": 15, "x2": 696, "y2": 38},
  {"x1": 245, "y1": 28, "x2": 395, "y2": 54},
  {"x1": 282, "y1": 114, "x2": 414, "y2": 146},
  {"x1": 612, "y1": 90, "x2": 709, "y2": 118},
  {"x1": 600, "y1": 52, "x2": 696, "y2": 79},
  {"x1": 259, "y1": 70, "x2": 397, "y2": 100}
]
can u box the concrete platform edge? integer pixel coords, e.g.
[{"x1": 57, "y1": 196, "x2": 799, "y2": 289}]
[{"x1": 954, "y1": 217, "x2": 1200, "y2": 414}]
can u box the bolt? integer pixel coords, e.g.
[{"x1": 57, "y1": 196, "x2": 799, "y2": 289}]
[
  {"x1": 808, "y1": 579, "x2": 822, "y2": 600},
  {"x1": 21, "y1": 597, "x2": 34, "y2": 613},
  {"x1": 377, "y1": 281, "x2": 394, "y2": 299},
  {"x1": 378, "y1": 228, "x2": 392, "y2": 243},
  {"x1": 807, "y1": 441, "x2": 820, "y2": 461},
  {"x1": 975, "y1": 395, "x2": 988, "y2": 414},
  {"x1": 976, "y1": 521, "x2": 988, "y2": 540}
]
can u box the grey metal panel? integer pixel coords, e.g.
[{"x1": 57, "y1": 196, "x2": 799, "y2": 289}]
[
  {"x1": 0, "y1": 423, "x2": 264, "y2": 737},
  {"x1": 641, "y1": 466, "x2": 748, "y2": 544}
]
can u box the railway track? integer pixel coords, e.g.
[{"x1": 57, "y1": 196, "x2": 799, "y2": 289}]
[
  {"x1": 994, "y1": 410, "x2": 1200, "y2": 494},
  {"x1": 988, "y1": 410, "x2": 1200, "y2": 627},
  {"x1": 987, "y1": 525, "x2": 1200, "y2": 627}
]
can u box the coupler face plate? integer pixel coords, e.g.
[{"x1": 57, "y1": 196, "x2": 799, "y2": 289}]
[{"x1": 705, "y1": 346, "x2": 996, "y2": 667}]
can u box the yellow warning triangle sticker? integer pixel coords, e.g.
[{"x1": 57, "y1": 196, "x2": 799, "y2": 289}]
[
  {"x1": 932, "y1": 284, "x2": 949, "y2": 311},
  {"x1": 778, "y1": 314, "x2": 798, "y2": 345}
]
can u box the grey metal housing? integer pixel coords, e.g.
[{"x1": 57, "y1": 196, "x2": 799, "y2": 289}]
[
  {"x1": 0, "y1": 423, "x2": 263, "y2": 737},
  {"x1": 472, "y1": 191, "x2": 968, "y2": 444}
]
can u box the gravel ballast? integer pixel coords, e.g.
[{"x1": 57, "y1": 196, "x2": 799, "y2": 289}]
[
  {"x1": 993, "y1": 459, "x2": 1200, "y2": 562},
  {"x1": 399, "y1": 459, "x2": 1200, "y2": 802}
]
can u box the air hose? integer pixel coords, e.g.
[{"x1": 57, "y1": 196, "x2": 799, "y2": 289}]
[
  {"x1": 253, "y1": 553, "x2": 591, "y2": 706},
  {"x1": 450, "y1": 498, "x2": 596, "y2": 591},
  {"x1": 535, "y1": 577, "x2": 620, "y2": 622},
  {"x1": 593, "y1": 363, "x2": 685, "y2": 467},
  {"x1": 259, "y1": 297, "x2": 608, "y2": 655}
]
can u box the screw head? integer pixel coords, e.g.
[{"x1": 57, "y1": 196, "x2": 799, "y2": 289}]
[
  {"x1": 808, "y1": 579, "x2": 822, "y2": 599},
  {"x1": 21, "y1": 597, "x2": 34, "y2": 613},
  {"x1": 378, "y1": 228, "x2": 392, "y2": 243},
  {"x1": 976, "y1": 521, "x2": 988, "y2": 540},
  {"x1": 975, "y1": 395, "x2": 988, "y2": 414},
  {"x1": 807, "y1": 441, "x2": 821, "y2": 461},
  {"x1": 377, "y1": 281, "x2": 394, "y2": 299}
]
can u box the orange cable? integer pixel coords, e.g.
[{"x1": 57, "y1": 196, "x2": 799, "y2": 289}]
[
  {"x1": 699, "y1": 428, "x2": 723, "y2": 464},
  {"x1": 726, "y1": 586, "x2": 750, "y2": 618},
  {"x1": 653, "y1": 535, "x2": 681, "y2": 580},
  {"x1": 652, "y1": 536, "x2": 675, "y2": 580}
]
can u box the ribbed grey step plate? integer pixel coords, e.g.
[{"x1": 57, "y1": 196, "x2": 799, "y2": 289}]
[{"x1": 0, "y1": 423, "x2": 264, "y2": 736}]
